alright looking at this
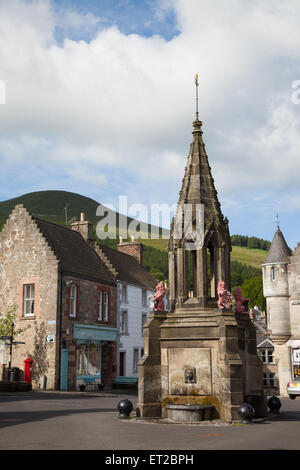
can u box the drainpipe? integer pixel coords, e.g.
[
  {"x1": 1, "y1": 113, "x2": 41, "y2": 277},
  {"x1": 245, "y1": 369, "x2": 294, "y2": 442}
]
[{"x1": 57, "y1": 267, "x2": 64, "y2": 390}]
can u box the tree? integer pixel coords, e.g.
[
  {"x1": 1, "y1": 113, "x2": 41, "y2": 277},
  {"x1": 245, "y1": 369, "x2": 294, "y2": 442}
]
[
  {"x1": 0, "y1": 305, "x2": 24, "y2": 339},
  {"x1": 241, "y1": 276, "x2": 266, "y2": 310}
]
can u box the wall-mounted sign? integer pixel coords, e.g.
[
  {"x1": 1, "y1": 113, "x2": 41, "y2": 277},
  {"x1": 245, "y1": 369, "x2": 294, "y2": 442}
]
[
  {"x1": 293, "y1": 349, "x2": 300, "y2": 363},
  {"x1": 45, "y1": 335, "x2": 55, "y2": 343}
]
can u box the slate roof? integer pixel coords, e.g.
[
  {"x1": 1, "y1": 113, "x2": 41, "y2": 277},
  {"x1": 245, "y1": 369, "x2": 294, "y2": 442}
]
[
  {"x1": 257, "y1": 337, "x2": 274, "y2": 349},
  {"x1": 99, "y1": 244, "x2": 157, "y2": 291},
  {"x1": 265, "y1": 227, "x2": 290, "y2": 264},
  {"x1": 33, "y1": 217, "x2": 115, "y2": 285}
]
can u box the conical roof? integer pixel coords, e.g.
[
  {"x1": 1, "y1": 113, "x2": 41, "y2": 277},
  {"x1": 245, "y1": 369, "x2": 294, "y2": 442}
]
[
  {"x1": 177, "y1": 119, "x2": 224, "y2": 225},
  {"x1": 265, "y1": 227, "x2": 290, "y2": 264}
]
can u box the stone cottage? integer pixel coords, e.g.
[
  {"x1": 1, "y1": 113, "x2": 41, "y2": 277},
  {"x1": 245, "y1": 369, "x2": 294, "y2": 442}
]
[{"x1": 0, "y1": 206, "x2": 118, "y2": 391}]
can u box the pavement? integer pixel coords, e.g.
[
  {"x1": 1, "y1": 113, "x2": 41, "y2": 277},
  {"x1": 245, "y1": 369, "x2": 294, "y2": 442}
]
[{"x1": 0, "y1": 390, "x2": 299, "y2": 451}]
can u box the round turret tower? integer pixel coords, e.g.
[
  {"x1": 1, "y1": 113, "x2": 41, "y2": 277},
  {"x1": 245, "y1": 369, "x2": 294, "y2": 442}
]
[{"x1": 262, "y1": 226, "x2": 291, "y2": 341}]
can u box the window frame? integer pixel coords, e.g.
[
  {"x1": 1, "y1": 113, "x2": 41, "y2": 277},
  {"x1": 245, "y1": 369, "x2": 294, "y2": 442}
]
[
  {"x1": 97, "y1": 290, "x2": 103, "y2": 321},
  {"x1": 271, "y1": 266, "x2": 275, "y2": 281},
  {"x1": 142, "y1": 289, "x2": 147, "y2": 307},
  {"x1": 103, "y1": 291, "x2": 109, "y2": 322},
  {"x1": 259, "y1": 348, "x2": 275, "y2": 364},
  {"x1": 69, "y1": 284, "x2": 77, "y2": 318},
  {"x1": 141, "y1": 312, "x2": 147, "y2": 335},
  {"x1": 263, "y1": 373, "x2": 276, "y2": 388},
  {"x1": 120, "y1": 310, "x2": 128, "y2": 335},
  {"x1": 76, "y1": 343, "x2": 101, "y2": 377},
  {"x1": 121, "y1": 284, "x2": 128, "y2": 303},
  {"x1": 133, "y1": 348, "x2": 139, "y2": 374},
  {"x1": 23, "y1": 283, "x2": 35, "y2": 317}
]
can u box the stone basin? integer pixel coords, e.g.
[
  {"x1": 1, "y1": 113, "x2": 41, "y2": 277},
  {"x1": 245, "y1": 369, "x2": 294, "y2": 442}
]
[{"x1": 166, "y1": 404, "x2": 215, "y2": 422}]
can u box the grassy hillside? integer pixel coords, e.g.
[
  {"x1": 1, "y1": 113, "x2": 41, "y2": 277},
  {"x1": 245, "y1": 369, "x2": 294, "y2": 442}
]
[
  {"x1": 142, "y1": 239, "x2": 267, "y2": 268},
  {"x1": 231, "y1": 246, "x2": 267, "y2": 268},
  {"x1": 0, "y1": 190, "x2": 164, "y2": 238},
  {"x1": 0, "y1": 190, "x2": 266, "y2": 284},
  {"x1": 0, "y1": 190, "x2": 100, "y2": 228}
]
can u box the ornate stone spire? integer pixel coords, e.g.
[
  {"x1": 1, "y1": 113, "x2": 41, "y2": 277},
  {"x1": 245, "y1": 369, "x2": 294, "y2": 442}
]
[{"x1": 168, "y1": 79, "x2": 231, "y2": 311}]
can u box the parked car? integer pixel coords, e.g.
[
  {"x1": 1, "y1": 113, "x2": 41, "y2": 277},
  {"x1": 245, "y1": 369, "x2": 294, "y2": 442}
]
[{"x1": 287, "y1": 381, "x2": 300, "y2": 399}]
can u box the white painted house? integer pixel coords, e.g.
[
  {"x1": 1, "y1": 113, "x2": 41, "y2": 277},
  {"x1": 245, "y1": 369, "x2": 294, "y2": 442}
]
[{"x1": 95, "y1": 240, "x2": 156, "y2": 378}]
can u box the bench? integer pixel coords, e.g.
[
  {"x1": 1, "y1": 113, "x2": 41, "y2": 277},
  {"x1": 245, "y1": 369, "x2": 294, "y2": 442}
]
[
  {"x1": 112, "y1": 376, "x2": 138, "y2": 388},
  {"x1": 79, "y1": 377, "x2": 104, "y2": 392}
]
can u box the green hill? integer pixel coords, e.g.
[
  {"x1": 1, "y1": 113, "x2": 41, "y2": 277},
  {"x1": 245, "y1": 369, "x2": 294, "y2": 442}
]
[
  {"x1": 0, "y1": 190, "x2": 164, "y2": 238},
  {"x1": 0, "y1": 190, "x2": 266, "y2": 286}
]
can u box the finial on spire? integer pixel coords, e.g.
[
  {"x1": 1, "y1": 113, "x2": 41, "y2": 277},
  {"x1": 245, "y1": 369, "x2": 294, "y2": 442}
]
[
  {"x1": 195, "y1": 74, "x2": 199, "y2": 120},
  {"x1": 276, "y1": 213, "x2": 280, "y2": 229}
]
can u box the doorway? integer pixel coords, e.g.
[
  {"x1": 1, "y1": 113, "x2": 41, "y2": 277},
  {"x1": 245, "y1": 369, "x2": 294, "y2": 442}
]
[{"x1": 119, "y1": 351, "x2": 125, "y2": 376}]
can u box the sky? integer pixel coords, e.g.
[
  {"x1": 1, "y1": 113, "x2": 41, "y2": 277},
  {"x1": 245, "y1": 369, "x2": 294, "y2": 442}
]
[{"x1": 1, "y1": 0, "x2": 300, "y2": 249}]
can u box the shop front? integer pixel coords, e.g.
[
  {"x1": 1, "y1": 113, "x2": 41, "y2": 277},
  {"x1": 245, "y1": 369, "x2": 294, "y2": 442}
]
[{"x1": 73, "y1": 323, "x2": 118, "y2": 390}]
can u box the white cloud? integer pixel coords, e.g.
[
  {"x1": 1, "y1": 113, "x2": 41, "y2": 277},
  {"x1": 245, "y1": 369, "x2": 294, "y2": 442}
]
[{"x1": 0, "y1": 0, "x2": 300, "y2": 223}]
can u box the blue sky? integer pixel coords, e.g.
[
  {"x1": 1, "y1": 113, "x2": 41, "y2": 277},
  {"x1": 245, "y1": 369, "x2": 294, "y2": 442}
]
[
  {"x1": 1, "y1": 0, "x2": 300, "y2": 250},
  {"x1": 52, "y1": 0, "x2": 179, "y2": 42}
]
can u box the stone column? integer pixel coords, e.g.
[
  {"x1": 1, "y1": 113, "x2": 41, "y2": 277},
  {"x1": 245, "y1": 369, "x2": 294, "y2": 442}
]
[
  {"x1": 210, "y1": 246, "x2": 217, "y2": 298},
  {"x1": 136, "y1": 312, "x2": 166, "y2": 418},
  {"x1": 217, "y1": 310, "x2": 244, "y2": 421},
  {"x1": 176, "y1": 248, "x2": 188, "y2": 307},
  {"x1": 195, "y1": 248, "x2": 208, "y2": 306},
  {"x1": 168, "y1": 251, "x2": 176, "y2": 312}
]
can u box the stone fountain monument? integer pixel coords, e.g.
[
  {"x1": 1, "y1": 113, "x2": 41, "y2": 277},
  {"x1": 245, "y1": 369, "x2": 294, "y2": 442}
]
[{"x1": 137, "y1": 80, "x2": 266, "y2": 422}]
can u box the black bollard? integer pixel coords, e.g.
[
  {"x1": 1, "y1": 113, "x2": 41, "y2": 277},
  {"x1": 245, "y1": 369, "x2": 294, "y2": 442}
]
[
  {"x1": 117, "y1": 399, "x2": 133, "y2": 419},
  {"x1": 238, "y1": 402, "x2": 255, "y2": 424},
  {"x1": 267, "y1": 395, "x2": 281, "y2": 415}
]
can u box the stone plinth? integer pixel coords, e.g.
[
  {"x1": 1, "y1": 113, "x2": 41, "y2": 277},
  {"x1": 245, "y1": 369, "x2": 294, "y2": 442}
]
[{"x1": 137, "y1": 307, "x2": 266, "y2": 422}]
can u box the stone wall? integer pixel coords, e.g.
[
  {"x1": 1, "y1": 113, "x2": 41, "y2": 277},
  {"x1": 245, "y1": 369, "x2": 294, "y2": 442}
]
[
  {"x1": 0, "y1": 206, "x2": 59, "y2": 389},
  {"x1": 60, "y1": 275, "x2": 117, "y2": 390}
]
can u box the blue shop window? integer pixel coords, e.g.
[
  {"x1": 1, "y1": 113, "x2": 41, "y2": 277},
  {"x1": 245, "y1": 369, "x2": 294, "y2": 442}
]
[{"x1": 76, "y1": 343, "x2": 101, "y2": 376}]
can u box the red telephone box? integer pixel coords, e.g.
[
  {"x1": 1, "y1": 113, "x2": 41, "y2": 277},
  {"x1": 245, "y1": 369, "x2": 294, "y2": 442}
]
[{"x1": 24, "y1": 357, "x2": 33, "y2": 384}]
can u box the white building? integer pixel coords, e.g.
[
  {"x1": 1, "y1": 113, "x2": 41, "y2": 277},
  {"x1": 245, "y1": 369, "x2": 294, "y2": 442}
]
[{"x1": 95, "y1": 240, "x2": 156, "y2": 378}]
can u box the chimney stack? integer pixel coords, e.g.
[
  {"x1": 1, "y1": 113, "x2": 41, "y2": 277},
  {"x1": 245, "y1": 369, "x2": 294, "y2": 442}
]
[
  {"x1": 117, "y1": 237, "x2": 143, "y2": 264},
  {"x1": 71, "y1": 212, "x2": 94, "y2": 241}
]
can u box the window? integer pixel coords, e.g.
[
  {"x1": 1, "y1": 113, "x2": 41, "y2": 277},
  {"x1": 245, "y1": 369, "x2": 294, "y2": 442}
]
[
  {"x1": 133, "y1": 348, "x2": 139, "y2": 373},
  {"x1": 142, "y1": 313, "x2": 147, "y2": 335},
  {"x1": 69, "y1": 284, "x2": 77, "y2": 317},
  {"x1": 142, "y1": 289, "x2": 147, "y2": 307},
  {"x1": 97, "y1": 291, "x2": 103, "y2": 320},
  {"x1": 260, "y1": 350, "x2": 266, "y2": 363},
  {"x1": 264, "y1": 373, "x2": 276, "y2": 387},
  {"x1": 23, "y1": 284, "x2": 35, "y2": 316},
  {"x1": 121, "y1": 310, "x2": 128, "y2": 334},
  {"x1": 76, "y1": 343, "x2": 101, "y2": 376},
  {"x1": 103, "y1": 292, "x2": 109, "y2": 322},
  {"x1": 271, "y1": 267, "x2": 275, "y2": 281},
  {"x1": 121, "y1": 285, "x2": 128, "y2": 303},
  {"x1": 268, "y1": 350, "x2": 275, "y2": 364},
  {"x1": 259, "y1": 349, "x2": 274, "y2": 364}
]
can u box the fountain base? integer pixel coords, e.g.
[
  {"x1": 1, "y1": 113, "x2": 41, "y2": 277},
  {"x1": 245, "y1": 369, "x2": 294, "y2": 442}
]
[{"x1": 166, "y1": 404, "x2": 215, "y2": 422}]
